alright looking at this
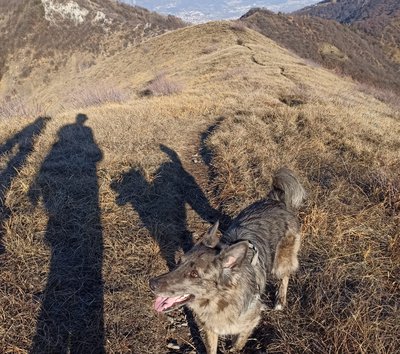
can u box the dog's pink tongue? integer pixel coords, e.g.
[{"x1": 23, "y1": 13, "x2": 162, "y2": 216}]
[{"x1": 154, "y1": 296, "x2": 176, "y2": 312}]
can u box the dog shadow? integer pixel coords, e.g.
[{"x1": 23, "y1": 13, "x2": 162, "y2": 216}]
[
  {"x1": 0, "y1": 116, "x2": 50, "y2": 255},
  {"x1": 29, "y1": 114, "x2": 105, "y2": 354},
  {"x1": 112, "y1": 144, "x2": 230, "y2": 353}
]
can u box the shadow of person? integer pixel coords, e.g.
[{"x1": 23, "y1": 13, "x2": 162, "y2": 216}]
[
  {"x1": 112, "y1": 144, "x2": 227, "y2": 353},
  {"x1": 29, "y1": 114, "x2": 104, "y2": 354},
  {"x1": 112, "y1": 144, "x2": 223, "y2": 269},
  {"x1": 0, "y1": 116, "x2": 50, "y2": 255}
]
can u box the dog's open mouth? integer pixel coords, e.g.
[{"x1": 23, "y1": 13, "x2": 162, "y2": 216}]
[{"x1": 154, "y1": 294, "x2": 194, "y2": 313}]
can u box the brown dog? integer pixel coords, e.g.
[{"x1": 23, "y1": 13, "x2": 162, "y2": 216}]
[{"x1": 149, "y1": 168, "x2": 306, "y2": 353}]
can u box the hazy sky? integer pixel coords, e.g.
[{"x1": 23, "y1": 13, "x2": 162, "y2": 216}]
[{"x1": 121, "y1": 1, "x2": 322, "y2": 22}]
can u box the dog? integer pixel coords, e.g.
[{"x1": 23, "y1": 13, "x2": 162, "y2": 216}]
[{"x1": 149, "y1": 167, "x2": 306, "y2": 353}]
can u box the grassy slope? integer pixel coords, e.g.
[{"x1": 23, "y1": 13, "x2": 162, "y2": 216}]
[
  {"x1": 0, "y1": 22, "x2": 399, "y2": 353},
  {"x1": 240, "y1": 9, "x2": 400, "y2": 94}
]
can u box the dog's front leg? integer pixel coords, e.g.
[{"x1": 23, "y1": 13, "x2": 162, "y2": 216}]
[
  {"x1": 205, "y1": 329, "x2": 218, "y2": 354},
  {"x1": 232, "y1": 329, "x2": 252, "y2": 352}
]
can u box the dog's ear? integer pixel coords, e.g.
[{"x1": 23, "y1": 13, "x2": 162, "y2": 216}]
[
  {"x1": 202, "y1": 220, "x2": 220, "y2": 248},
  {"x1": 220, "y1": 241, "x2": 248, "y2": 269}
]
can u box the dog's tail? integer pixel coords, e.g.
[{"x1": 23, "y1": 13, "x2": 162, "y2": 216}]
[{"x1": 268, "y1": 167, "x2": 306, "y2": 210}]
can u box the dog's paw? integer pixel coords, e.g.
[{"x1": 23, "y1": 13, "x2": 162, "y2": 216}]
[{"x1": 274, "y1": 303, "x2": 284, "y2": 311}]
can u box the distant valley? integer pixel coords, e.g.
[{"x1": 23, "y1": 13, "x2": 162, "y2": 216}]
[{"x1": 128, "y1": 0, "x2": 321, "y2": 22}]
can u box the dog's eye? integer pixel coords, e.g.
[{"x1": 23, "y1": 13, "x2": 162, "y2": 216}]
[{"x1": 189, "y1": 270, "x2": 199, "y2": 278}]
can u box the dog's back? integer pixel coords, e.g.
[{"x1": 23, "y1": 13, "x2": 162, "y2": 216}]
[{"x1": 222, "y1": 167, "x2": 306, "y2": 297}]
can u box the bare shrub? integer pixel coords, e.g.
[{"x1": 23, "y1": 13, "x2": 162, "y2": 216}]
[
  {"x1": 201, "y1": 45, "x2": 218, "y2": 55},
  {"x1": 0, "y1": 96, "x2": 46, "y2": 120},
  {"x1": 19, "y1": 66, "x2": 33, "y2": 79},
  {"x1": 141, "y1": 73, "x2": 183, "y2": 97},
  {"x1": 220, "y1": 67, "x2": 248, "y2": 81},
  {"x1": 230, "y1": 21, "x2": 246, "y2": 32},
  {"x1": 76, "y1": 59, "x2": 96, "y2": 73},
  {"x1": 279, "y1": 84, "x2": 310, "y2": 106},
  {"x1": 68, "y1": 86, "x2": 130, "y2": 109}
]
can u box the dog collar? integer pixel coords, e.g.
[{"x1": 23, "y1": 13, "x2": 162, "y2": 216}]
[{"x1": 247, "y1": 240, "x2": 259, "y2": 266}]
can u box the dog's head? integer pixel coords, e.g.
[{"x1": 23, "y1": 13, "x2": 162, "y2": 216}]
[{"x1": 149, "y1": 221, "x2": 250, "y2": 313}]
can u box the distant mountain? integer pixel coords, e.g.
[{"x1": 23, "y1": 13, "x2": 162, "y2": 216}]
[
  {"x1": 127, "y1": 1, "x2": 321, "y2": 23},
  {"x1": 294, "y1": 0, "x2": 400, "y2": 63},
  {"x1": 241, "y1": 8, "x2": 400, "y2": 92},
  {"x1": 0, "y1": 0, "x2": 185, "y2": 83},
  {"x1": 295, "y1": 0, "x2": 399, "y2": 25}
]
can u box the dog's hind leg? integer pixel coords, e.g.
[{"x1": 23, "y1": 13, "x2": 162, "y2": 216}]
[
  {"x1": 272, "y1": 229, "x2": 301, "y2": 310},
  {"x1": 274, "y1": 275, "x2": 289, "y2": 310},
  {"x1": 205, "y1": 329, "x2": 218, "y2": 354}
]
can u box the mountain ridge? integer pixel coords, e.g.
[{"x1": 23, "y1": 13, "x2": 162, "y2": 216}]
[
  {"x1": 0, "y1": 0, "x2": 186, "y2": 86},
  {"x1": 240, "y1": 7, "x2": 400, "y2": 93},
  {"x1": 294, "y1": 0, "x2": 400, "y2": 62}
]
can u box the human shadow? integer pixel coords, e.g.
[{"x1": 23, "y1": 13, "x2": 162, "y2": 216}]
[
  {"x1": 29, "y1": 114, "x2": 104, "y2": 354},
  {"x1": 112, "y1": 144, "x2": 225, "y2": 269},
  {"x1": 112, "y1": 144, "x2": 229, "y2": 353},
  {"x1": 0, "y1": 116, "x2": 50, "y2": 255}
]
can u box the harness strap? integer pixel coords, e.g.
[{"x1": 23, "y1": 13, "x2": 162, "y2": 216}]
[{"x1": 247, "y1": 240, "x2": 259, "y2": 266}]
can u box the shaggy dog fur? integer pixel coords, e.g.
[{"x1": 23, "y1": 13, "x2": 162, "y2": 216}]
[{"x1": 149, "y1": 167, "x2": 306, "y2": 353}]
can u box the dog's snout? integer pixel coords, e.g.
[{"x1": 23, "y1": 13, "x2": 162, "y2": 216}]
[{"x1": 149, "y1": 277, "x2": 159, "y2": 292}]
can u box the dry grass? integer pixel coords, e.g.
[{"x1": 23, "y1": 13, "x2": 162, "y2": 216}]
[
  {"x1": 66, "y1": 85, "x2": 130, "y2": 109},
  {"x1": 0, "y1": 22, "x2": 399, "y2": 353},
  {"x1": 204, "y1": 88, "x2": 400, "y2": 353}
]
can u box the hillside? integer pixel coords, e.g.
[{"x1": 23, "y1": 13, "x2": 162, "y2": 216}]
[
  {"x1": 0, "y1": 0, "x2": 185, "y2": 97},
  {"x1": 240, "y1": 8, "x2": 400, "y2": 94},
  {"x1": 295, "y1": 0, "x2": 400, "y2": 62},
  {"x1": 0, "y1": 20, "x2": 399, "y2": 354},
  {"x1": 295, "y1": 0, "x2": 400, "y2": 27}
]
